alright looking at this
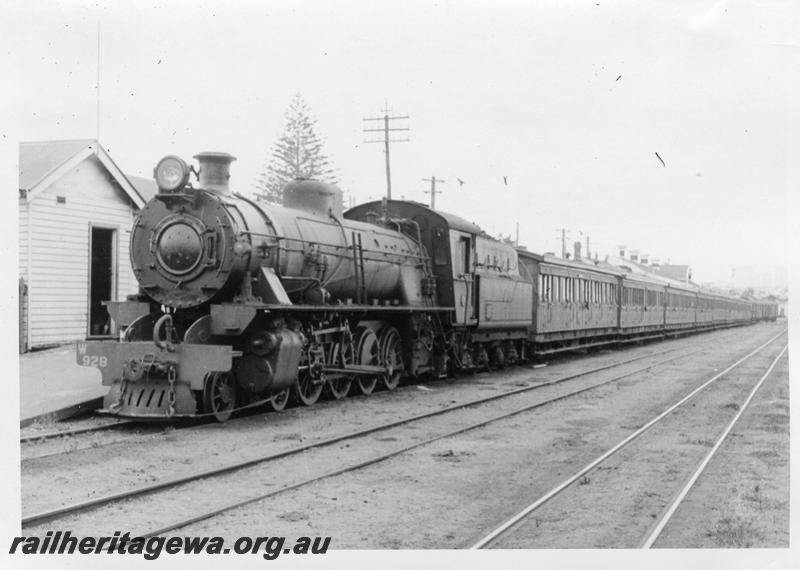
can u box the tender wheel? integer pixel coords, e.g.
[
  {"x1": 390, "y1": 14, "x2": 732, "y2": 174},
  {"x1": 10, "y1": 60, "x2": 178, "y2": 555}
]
[
  {"x1": 378, "y1": 326, "x2": 404, "y2": 391},
  {"x1": 353, "y1": 327, "x2": 379, "y2": 395},
  {"x1": 326, "y1": 342, "x2": 353, "y2": 400},
  {"x1": 202, "y1": 371, "x2": 237, "y2": 422},
  {"x1": 269, "y1": 387, "x2": 291, "y2": 411}
]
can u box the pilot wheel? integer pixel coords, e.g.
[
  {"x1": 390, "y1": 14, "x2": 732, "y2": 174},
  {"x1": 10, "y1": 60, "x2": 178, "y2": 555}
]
[{"x1": 203, "y1": 371, "x2": 237, "y2": 422}]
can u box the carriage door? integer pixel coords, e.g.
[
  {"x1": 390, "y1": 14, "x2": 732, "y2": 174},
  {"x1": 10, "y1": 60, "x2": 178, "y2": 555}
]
[{"x1": 451, "y1": 231, "x2": 477, "y2": 325}]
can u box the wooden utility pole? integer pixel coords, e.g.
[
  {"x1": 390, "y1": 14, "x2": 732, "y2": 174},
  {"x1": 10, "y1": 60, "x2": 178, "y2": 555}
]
[
  {"x1": 363, "y1": 104, "x2": 409, "y2": 199},
  {"x1": 422, "y1": 176, "x2": 445, "y2": 209}
]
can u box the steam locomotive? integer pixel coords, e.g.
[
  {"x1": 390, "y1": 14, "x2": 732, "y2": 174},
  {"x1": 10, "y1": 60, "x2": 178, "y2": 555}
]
[{"x1": 76, "y1": 152, "x2": 778, "y2": 421}]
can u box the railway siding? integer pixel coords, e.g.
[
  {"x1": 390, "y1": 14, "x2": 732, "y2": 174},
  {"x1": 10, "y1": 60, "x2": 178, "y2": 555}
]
[
  {"x1": 485, "y1": 339, "x2": 788, "y2": 548},
  {"x1": 649, "y1": 353, "x2": 789, "y2": 548}
]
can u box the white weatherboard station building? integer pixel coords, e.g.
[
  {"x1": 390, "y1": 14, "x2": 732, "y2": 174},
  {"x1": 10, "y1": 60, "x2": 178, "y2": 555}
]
[{"x1": 18, "y1": 139, "x2": 156, "y2": 352}]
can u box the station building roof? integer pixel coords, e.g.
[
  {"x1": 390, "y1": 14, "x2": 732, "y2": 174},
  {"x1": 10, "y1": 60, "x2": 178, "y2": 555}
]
[{"x1": 19, "y1": 139, "x2": 146, "y2": 208}]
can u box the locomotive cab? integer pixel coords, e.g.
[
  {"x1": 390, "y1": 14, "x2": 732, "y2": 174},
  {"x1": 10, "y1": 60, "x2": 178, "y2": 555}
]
[{"x1": 345, "y1": 200, "x2": 533, "y2": 370}]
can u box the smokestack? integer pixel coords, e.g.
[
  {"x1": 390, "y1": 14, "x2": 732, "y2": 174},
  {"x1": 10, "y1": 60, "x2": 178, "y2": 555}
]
[
  {"x1": 194, "y1": 152, "x2": 236, "y2": 195},
  {"x1": 574, "y1": 241, "x2": 582, "y2": 260}
]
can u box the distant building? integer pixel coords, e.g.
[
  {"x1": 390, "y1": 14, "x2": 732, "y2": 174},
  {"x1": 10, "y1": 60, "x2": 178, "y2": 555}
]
[
  {"x1": 731, "y1": 265, "x2": 788, "y2": 290},
  {"x1": 18, "y1": 139, "x2": 154, "y2": 352},
  {"x1": 650, "y1": 264, "x2": 692, "y2": 284}
]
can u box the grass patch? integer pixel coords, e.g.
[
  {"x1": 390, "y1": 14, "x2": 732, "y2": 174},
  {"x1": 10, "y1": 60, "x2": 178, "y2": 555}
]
[{"x1": 708, "y1": 515, "x2": 764, "y2": 547}]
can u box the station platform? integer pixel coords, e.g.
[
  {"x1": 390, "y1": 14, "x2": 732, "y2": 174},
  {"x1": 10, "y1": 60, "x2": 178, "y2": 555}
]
[{"x1": 19, "y1": 345, "x2": 106, "y2": 427}]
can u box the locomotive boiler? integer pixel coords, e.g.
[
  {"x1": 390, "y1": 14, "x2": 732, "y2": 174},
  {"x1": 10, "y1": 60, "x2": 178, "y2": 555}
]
[{"x1": 77, "y1": 152, "x2": 446, "y2": 420}]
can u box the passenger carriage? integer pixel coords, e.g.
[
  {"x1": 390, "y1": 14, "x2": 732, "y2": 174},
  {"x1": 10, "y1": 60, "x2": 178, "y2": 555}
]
[{"x1": 518, "y1": 252, "x2": 621, "y2": 355}]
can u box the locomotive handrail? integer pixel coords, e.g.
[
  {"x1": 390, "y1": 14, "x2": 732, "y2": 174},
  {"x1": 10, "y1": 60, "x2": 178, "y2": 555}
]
[
  {"x1": 153, "y1": 314, "x2": 177, "y2": 352},
  {"x1": 237, "y1": 230, "x2": 432, "y2": 263}
]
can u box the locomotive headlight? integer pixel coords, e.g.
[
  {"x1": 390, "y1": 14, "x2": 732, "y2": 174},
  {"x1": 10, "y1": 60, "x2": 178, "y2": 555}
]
[{"x1": 154, "y1": 155, "x2": 190, "y2": 192}]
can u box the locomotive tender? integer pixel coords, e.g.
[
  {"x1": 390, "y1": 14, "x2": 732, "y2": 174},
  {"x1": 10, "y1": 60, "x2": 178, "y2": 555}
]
[{"x1": 77, "y1": 152, "x2": 778, "y2": 421}]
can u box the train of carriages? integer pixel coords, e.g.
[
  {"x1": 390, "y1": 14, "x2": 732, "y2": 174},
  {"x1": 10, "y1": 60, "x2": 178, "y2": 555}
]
[{"x1": 77, "y1": 152, "x2": 779, "y2": 421}]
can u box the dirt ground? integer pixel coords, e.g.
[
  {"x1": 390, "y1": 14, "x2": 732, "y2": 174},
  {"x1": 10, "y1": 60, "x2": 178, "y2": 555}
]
[{"x1": 20, "y1": 323, "x2": 788, "y2": 550}]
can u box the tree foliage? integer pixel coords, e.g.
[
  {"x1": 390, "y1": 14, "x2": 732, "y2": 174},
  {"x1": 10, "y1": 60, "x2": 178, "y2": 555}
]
[{"x1": 255, "y1": 94, "x2": 338, "y2": 203}]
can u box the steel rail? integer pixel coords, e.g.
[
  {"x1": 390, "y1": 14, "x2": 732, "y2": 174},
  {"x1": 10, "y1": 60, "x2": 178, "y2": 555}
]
[
  {"x1": 468, "y1": 328, "x2": 787, "y2": 549},
  {"x1": 639, "y1": 343, "x2": 789, "y2": 548},
  {"x1": 140, "y1": 343, "x2": 721, "y2": 536},
  {"x1": 20, "y1": 420, "x2": 138, "y2": 444},
  {"x1": 22, "y1": 339, "x2": 705, "y2": 528}
]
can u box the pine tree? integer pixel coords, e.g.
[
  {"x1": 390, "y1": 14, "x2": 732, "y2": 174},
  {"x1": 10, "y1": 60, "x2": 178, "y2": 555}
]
[{"x1": 255, "y1": 94, "x2": 339, "y2": 203}]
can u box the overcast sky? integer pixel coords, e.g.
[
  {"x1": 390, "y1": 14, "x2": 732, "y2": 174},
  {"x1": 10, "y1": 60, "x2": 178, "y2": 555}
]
[{"x1": 6, "y1": 0, "x2": 797, "y2": 283}]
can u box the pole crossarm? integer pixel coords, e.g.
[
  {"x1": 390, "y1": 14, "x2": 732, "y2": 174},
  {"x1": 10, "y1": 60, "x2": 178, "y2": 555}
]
[
  {"x1": 422, "y1": 176, "x2": 445, "y2": 209},
  {"x1": 362, "y1": 106, "x2": 410, "y2": 200}
]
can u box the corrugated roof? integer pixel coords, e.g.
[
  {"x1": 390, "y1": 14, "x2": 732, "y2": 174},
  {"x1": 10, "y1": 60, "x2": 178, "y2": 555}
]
[
  {"x1": 19, "y1": 139, "x2": 97, "y2": 190},
  {"x1": 128, "y1": 175, "x2": 158, "y2": 202}
]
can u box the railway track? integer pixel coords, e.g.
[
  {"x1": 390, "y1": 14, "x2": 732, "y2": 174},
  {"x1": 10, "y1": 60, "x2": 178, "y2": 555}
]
[
  {"x1": 639, "y1": 343, "x2": 787, "y2": 548},
  {"x1": 22, "y1": 327, "x2": 765, "y2": 533},
  {"x1": 19, "y1": 325, "x2": 747, "y2": 455},
  {"x1": 20, "y1": 420, "x2": 138, "y2": 444},
  {"x1": 18, "y1": 333, "x2": 701, "y2": 458},
  {"x1": 469, "y1": 331, "x2": 787, "y2": 549}
]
